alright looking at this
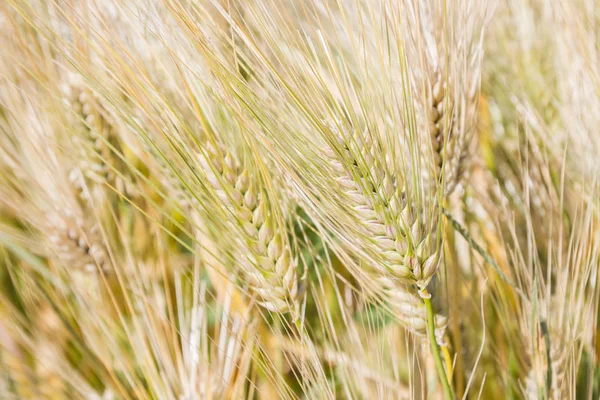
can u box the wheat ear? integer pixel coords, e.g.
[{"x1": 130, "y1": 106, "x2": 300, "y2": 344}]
[
  {"x1": 198, "y1": 142, "x2": 298, "y2": 315},
  {"x1": 429, "y1": 71, "x2": 477, "y2": 197},
  {"x1": 324, "y1": 128, "x2": 445, "y2": 341},
  {"x1": 61, "y1": 73, "x2": 137, "y2": 199}
]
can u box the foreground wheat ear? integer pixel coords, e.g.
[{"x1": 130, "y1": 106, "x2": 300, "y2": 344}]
[{"x1": 320, "y1": 123, "x2": 446, "y2": 340}]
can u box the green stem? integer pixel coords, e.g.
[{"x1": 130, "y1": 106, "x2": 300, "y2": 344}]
[
  {"x1": 423, "y1": 291, "x2": 454, "y2": 400},
  {"x1": 442, "y1": 208, "x2": 527, "y2": 301}
]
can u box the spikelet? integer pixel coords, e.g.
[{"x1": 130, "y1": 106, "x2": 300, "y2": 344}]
[
  {"x1": 197, "y1": 142, "x2": 298, "y2": 314},
  {"x1": 375, "y1": 276, "x2": 447, "y2": 342}
]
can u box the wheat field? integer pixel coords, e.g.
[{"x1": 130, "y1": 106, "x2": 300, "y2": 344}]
[{"x1": 0, "y1": 0, "x2": 599, "y2": 399}]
